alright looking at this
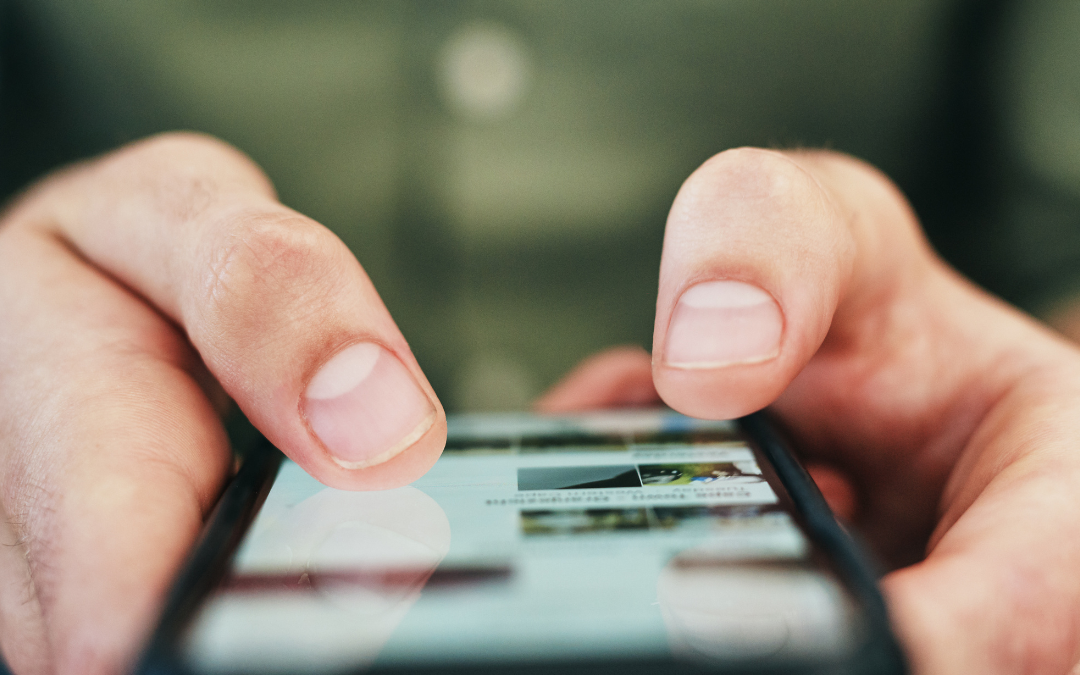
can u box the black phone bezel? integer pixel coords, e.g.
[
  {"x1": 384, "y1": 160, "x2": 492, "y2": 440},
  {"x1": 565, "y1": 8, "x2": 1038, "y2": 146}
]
[{"x1": 134, "y1": 412, "x2": 908, "y2": 675}]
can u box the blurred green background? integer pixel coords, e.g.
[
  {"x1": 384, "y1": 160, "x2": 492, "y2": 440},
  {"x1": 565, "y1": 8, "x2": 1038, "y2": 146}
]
[{"x1": 3, "y1": 0, "x2": 1079, "y2": 411}]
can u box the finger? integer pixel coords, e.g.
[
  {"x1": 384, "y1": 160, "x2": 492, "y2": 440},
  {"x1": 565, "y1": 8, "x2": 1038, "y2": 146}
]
[
  {"x1": 652, "y1": 148, "x2": 966, "y2": 564},
  {"x1": 0, "y1": 223, "x2": 231, "y2": 673},
  {"x1": 533, "y1": 346, "x2": 659, "y2": 412},
  {"x1": 653, "y1": 147, "x2": 1080, "y2": 670},
  {"x1": 652, "y1": 147, "x2": 930, "y2": 419},
  {"x1": 10, "y1": 133, "x2": 445, "y2": 490},
  {"x1": 881, "y1": 380, "x2": 1080, "y2": 673},
  {"x1": 533, "y1": 346, "x2": 858, "y2": 520}
]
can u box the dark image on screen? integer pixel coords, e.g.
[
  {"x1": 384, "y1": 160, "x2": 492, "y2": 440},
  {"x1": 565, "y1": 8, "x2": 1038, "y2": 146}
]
[{"x1": 517, "y1": 465, "x2": 642, "y2": 490}]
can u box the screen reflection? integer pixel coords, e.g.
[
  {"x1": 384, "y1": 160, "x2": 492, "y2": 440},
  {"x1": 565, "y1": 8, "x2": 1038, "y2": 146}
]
[{"x1": 183, "y1": 412, "x2": 855, "y2": 673}]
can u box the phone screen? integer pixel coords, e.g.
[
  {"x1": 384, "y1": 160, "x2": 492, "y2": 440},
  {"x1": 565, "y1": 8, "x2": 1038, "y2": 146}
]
[{"x1": 176, "y1": 411, "x2": 874, "y2": 674}]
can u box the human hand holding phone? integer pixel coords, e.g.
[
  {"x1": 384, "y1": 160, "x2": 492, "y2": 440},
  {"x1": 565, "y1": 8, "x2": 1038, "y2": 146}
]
[
  {"x1": 539, "y1": 149, "x2": 1080, "y2": 674},
  {"x1": 163, "y1": 410, "x2": 900, "y2": 674},
  {"x1": 0, "y1": 134, "x2": 448, "y2": 675},
  {"x1": 3, "y1": 138, "x2": 1080, "y2": 674}
]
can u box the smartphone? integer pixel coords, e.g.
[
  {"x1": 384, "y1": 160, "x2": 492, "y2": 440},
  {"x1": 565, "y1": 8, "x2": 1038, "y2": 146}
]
[{"x1": 136, "y1": 410, "x2": 907, "y2": 675}]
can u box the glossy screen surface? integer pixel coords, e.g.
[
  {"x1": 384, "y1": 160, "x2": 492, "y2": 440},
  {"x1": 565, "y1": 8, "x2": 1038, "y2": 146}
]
[{"x1": 182, "y1": 411, "x2": 856, "y2": 673}]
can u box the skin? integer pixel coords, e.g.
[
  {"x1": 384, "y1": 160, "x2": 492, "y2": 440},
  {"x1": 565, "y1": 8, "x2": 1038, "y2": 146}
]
[{"x1": 1, "y1": 135, "x2": 1080, "y2": 674}]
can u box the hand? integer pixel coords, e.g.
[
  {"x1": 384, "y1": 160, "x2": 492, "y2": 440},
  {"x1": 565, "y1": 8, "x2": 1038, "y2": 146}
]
[
  {"x1": 538, "y1": 148, "x2": 1080, "y2": 674},
  {"x1": 0, "y1": 133, "x2": 446, "y2": 674}
]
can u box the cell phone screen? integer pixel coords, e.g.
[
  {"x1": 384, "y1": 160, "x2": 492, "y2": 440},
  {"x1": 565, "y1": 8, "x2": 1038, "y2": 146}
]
[{"x1": 172, "y1": 411, "x2": 892, "y2": 674}]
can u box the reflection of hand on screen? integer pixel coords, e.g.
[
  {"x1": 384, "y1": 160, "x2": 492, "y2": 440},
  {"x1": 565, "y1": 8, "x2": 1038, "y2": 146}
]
[
  {"x1": 657, "y1": 560, "x2": 852, "y2": 663},
  {"x1": 186, "y1": 477, "x2": 450, "y2": 672}
]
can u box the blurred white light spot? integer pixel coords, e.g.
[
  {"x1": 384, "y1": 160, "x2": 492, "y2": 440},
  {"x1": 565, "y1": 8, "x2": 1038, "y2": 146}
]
[{"x1": 439, "y1": 23, "x2": 530, "y2": 120}]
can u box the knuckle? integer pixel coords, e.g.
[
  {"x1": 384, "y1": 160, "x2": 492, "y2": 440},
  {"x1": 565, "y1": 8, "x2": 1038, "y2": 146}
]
[{"x1": 193, "y1": 209, "x2": 351, "y2": 351}]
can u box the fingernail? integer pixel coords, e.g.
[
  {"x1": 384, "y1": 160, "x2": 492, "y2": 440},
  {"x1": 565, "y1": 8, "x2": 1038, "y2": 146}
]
[
  {"x1": 663, "y1": 280, "x2": 783, "y2": 368},
  {"x1": 303, "y1": 342, "x2": 436, "y2": 469}
]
